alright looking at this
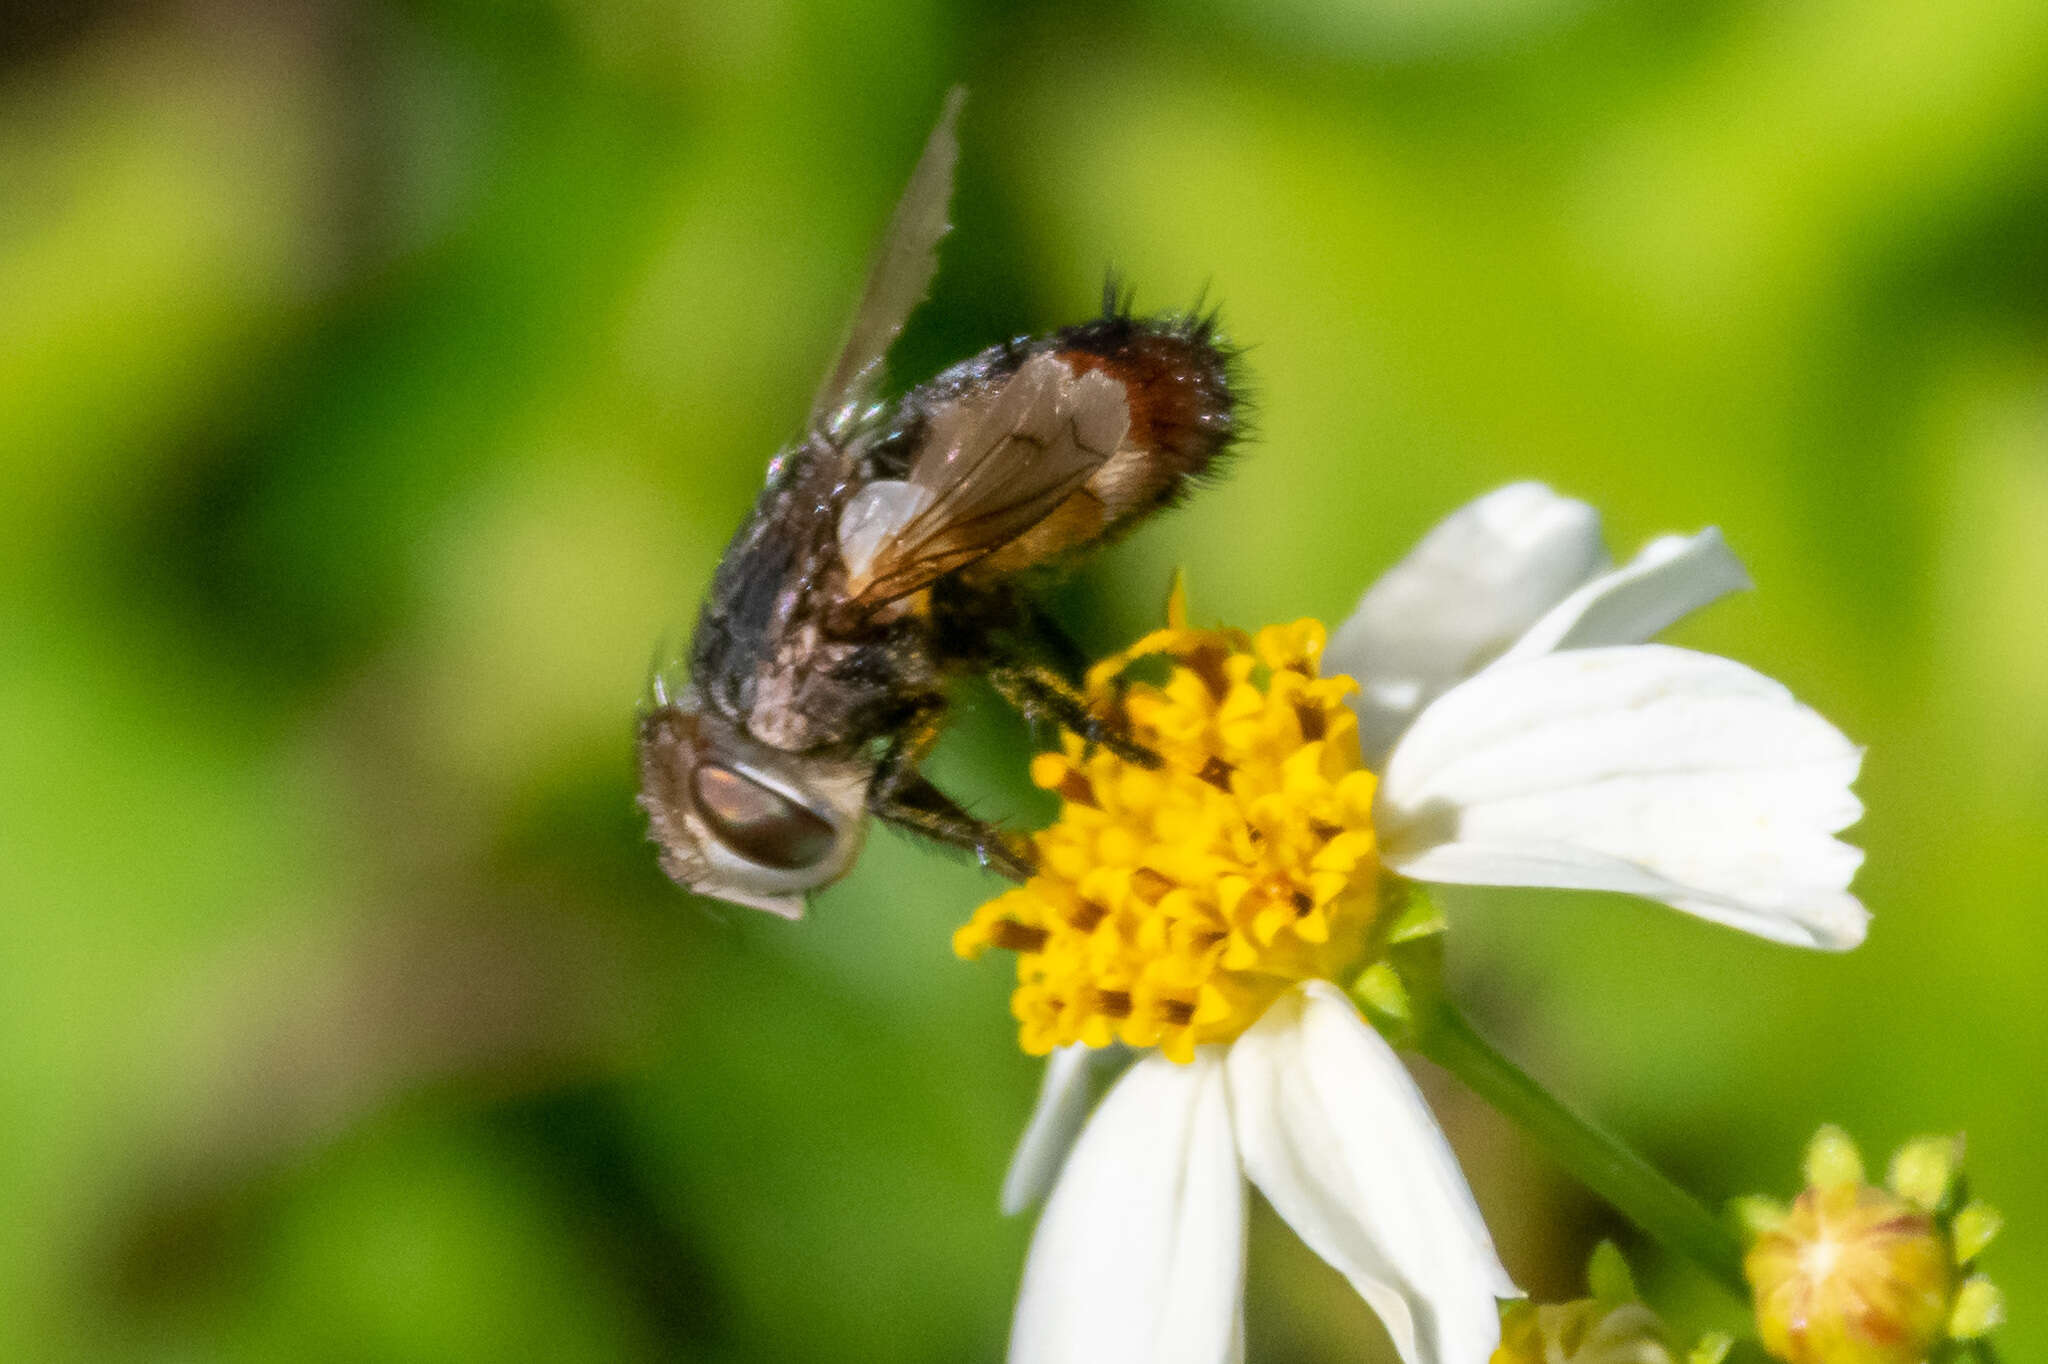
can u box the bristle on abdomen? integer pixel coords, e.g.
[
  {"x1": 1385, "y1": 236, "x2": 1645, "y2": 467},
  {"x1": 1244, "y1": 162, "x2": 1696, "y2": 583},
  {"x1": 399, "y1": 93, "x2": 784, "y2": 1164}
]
[
  {"x1": 1050, "y1": 313, "x2": 1238, "y2": 522},
  {"x1": 925, "y1": 306, "x2": 1242, "y2": 586}
]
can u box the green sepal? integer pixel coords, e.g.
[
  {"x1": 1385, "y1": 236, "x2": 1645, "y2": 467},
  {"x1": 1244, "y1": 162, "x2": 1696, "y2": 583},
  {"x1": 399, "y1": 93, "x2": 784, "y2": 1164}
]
[
  {"x1": 1585, "y1": 1239, "x2": 1639, "y2": 1307},
  {"x1": 1385, "y1": 878, "x2": 1447, "y2": 944},
  {"x1": 1730, "y1": 1195, "x2": 1789, "y2": 1243},
  {"x1": 1349, "y1": 962, "x2": 1416, "y2": 1046},
  {"x1": 1381, "y1": 883, "x2": 1446, "y2": 1014},
  {"x1": 1948, "y1": 1276, "x2": 2004, "y2": 1340},
  {"x1": 1952, "y1": 1202, "x2": 2002, "y2": 1265},
  {"x1": 1349, "y1": 880, "x2": 1448, "y2": 1051},
  {"x1": 1889, "y1": 1133, "x2": 1964, "y2": 1212},
  {"x1": 1687, "y1": 1332, "x2": 1734, "y2": 1364},
  {"x1": 1803, "y1": 1124, "x2": 1865, "y2": 1191}
]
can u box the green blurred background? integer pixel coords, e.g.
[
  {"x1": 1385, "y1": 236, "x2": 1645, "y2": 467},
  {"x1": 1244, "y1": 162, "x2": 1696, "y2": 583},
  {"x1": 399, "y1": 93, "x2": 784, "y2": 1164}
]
[{"x1": 4, "y1": 0, "x2": 2045, "y2": 1358}]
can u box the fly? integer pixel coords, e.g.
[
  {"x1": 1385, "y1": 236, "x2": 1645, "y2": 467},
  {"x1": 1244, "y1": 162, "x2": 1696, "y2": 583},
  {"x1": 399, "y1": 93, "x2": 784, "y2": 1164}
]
[{"x1": 638, "y1": 90, "x2": 1241, "y2": 917}]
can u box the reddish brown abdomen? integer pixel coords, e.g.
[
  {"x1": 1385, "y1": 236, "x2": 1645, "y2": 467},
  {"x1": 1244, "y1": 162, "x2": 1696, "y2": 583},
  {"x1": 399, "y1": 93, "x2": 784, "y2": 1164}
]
[
  {"x1": 1053, "y1": 314, "x2": 1237, "y2": 517},
  {"x1": 965, "y1": 314, "x2": 1240, "y2": 581}
]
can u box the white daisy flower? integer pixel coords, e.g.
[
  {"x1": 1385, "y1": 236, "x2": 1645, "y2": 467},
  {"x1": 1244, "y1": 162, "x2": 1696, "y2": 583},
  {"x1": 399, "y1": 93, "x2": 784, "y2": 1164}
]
[{"x1": 956, "y1": 482, "x2": 1866, "y2": 1364}]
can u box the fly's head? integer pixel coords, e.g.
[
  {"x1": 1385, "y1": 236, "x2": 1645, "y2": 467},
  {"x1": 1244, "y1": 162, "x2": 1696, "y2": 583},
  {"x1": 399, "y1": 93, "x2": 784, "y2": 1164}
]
[{"x1": 636, "y1": 693, "x2": 871, "y2": 918}]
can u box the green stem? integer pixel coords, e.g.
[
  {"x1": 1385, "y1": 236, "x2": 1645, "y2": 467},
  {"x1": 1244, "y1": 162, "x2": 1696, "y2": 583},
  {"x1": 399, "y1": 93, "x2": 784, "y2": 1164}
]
[{"x1": 1415, "y1": 999, "x2": 1751, "y2": 1301}]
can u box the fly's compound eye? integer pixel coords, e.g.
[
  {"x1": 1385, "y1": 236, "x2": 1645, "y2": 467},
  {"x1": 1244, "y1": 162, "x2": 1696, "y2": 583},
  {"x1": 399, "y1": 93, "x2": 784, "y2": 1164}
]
[{"x1": 689, "y1": 764, "x2": 838, "y2": 871}]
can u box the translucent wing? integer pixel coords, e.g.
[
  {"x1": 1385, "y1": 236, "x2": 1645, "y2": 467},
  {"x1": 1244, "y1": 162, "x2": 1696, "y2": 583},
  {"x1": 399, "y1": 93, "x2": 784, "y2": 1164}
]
[
  {"x1": 809, "y1": 88, "x2": 965, "y2": 434},
  {"x1": 842, "y1": 353, "x2": 1131, "y2": 607}
]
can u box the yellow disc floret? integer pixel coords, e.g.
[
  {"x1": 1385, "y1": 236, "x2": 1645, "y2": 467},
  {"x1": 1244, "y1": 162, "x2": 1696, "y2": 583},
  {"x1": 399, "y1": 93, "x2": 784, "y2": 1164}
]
[{"x1": 954, "y1": 600, "x2": 1385, "y2": 1063}]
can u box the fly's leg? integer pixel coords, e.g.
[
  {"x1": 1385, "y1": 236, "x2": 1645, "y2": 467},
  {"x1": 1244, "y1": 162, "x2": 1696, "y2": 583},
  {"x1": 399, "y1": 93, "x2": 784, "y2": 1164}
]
[
  {"x1": 928, "y1": 586, "x2": 1145, "y2": 758},
  {"x1": 867, "y1": 713, "x2": 1036, "y2": 882},
  {"x1": 1008, "y1": 602, "x2": 1092, "y2": 686},
  {"x1": 987, "y1": 601, "x2": 1160, "y2": 767},
  {"x1": 873, "y1": 772, "x2": 1037, "y2": 882},
  {"x1": 988, "y1": 659, "x2": 1161, "y2": 769}
]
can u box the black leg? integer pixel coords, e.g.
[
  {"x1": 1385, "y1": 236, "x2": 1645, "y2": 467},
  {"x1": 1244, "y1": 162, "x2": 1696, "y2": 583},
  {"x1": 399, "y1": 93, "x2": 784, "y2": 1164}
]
[
  {"x1": 866, "y1": 715, "x2": 1035, "y2": 881},
  {"x1": 1009, "y1": 602, "x2": 1093, "y2": 685},
  {"x1": 869, "y1": 769, "x2": 1036, "y2": 882},
  {"x1": 988, "y1": 659, "x2": 1160, "y2": 769}
]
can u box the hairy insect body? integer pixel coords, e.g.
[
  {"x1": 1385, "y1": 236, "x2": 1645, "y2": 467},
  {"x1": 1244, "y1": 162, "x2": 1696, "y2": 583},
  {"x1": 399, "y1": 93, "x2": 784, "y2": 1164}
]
[
  {"x1": 638, "y1": 94, "x2": 1240, "y2": 918},
  {"x1": 699, "y1": 316, "x2": 1233, "y2": 758},
  {"x1": 877, "y1": 317, "x2": 1235, "y2": 583},
  {"x1": 691, "y1": 444, "x2": 933, "y2": 757}
]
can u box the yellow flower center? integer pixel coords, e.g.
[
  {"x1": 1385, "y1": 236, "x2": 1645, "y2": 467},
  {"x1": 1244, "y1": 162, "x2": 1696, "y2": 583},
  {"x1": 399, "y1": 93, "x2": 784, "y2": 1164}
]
[{"x1": 953, "y1": 604, "x2": 1387, "y2": 1063}]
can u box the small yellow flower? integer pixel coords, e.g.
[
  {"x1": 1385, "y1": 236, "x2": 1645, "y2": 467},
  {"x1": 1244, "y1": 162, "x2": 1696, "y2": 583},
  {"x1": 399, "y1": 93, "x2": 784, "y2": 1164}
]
[
  {"x1": 1743, "y1": 1127, "x2": 2002, "y2": 1364},
  {"x1": 954, "y1": 608, "x2": 1386, "y2": 1062}
]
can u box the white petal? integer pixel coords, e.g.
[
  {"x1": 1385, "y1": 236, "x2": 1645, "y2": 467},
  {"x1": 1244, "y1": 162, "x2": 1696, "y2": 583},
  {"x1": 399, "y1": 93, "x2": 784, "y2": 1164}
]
[
  {"x1": 1326, "y1": 483, "x2": 1608, "y2": 765},
  {"x1": 1377, "y1": 645, "x2": 1868, "y2": 950},
  {"x1": 1002, "y1": 1044, "x2": 1132, "y2": 1215},
  {"x1": 1494, "y1": 527, "x2": 1751, "y2": 663},
  {"x1": 1010, "y1": 1052, "x2": 1245, "y2": 1364},
  {"x1": 1227, "y1": 982, "x2": 1514, "y2": 1364}
]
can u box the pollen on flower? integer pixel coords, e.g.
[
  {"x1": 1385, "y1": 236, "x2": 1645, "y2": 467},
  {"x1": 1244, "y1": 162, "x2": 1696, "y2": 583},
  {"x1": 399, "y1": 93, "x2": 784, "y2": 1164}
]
[{"x1": 953, "y1": 602, "x2": 1385, "y2": 1064}]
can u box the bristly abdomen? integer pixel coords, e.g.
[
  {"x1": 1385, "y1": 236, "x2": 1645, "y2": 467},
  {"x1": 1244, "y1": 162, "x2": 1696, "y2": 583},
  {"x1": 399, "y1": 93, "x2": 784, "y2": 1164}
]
[
  {"x1": 1047, "y1": 307, "x2": 1239, "y2": 517},
  {"x1": 858, "y1": 299, "x2": 1243, "y2": 586}
]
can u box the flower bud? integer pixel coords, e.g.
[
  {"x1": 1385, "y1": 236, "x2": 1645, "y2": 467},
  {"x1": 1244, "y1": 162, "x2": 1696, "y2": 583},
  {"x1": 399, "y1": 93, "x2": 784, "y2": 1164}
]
[
  {"x1": 1746, "y1": 1181, "x2": 1951, "y2": 1364},
  {"x1": 1743, "y1": 1127, "x2": 2003, "y2": 1364}
]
